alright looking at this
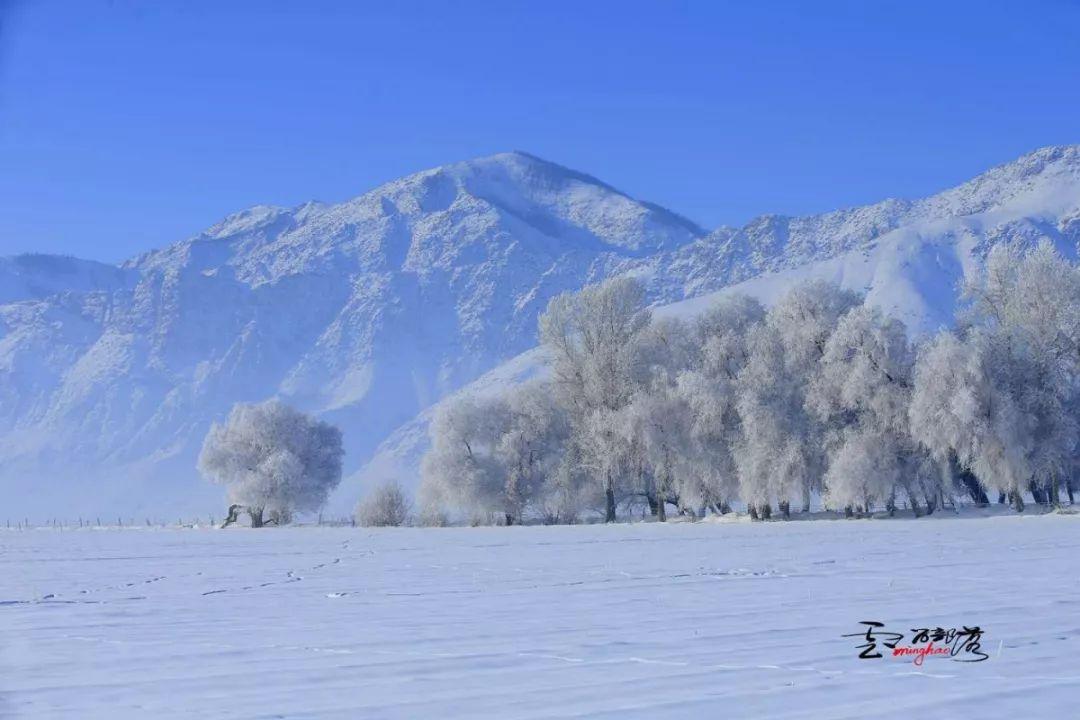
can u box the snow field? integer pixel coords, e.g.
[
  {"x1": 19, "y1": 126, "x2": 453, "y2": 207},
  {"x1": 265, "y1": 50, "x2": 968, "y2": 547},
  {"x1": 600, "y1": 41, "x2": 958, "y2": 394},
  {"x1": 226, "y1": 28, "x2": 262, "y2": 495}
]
[{"x1": 3, "y1": 513, "x2": 1080, "y2": 718}]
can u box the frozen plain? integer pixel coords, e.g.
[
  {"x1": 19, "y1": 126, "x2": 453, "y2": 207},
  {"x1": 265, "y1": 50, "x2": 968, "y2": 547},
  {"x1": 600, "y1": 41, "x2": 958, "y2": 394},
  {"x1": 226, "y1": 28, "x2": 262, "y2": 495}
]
[{"x1": 4, "y1": 512, "x2": 1080, "y2": 719}]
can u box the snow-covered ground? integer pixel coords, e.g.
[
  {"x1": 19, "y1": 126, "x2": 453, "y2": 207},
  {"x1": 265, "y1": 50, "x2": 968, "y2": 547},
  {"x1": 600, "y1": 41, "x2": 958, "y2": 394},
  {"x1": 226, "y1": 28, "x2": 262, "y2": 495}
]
[{"x1": 4, "y1": 513, "x2": 1080, "y2": 718}]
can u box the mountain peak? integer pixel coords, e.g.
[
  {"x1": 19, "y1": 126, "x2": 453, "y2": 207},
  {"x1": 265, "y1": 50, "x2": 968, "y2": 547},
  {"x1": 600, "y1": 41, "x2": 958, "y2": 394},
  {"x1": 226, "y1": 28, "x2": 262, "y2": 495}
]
[
  {"x1": 458, "y1": 150, "x2": 625, "y2": 192},
  {"x1": 1014, "y1": 143, "x2": 1080, "y2": 163},
  {"x1": 975, "y1": 143, "x2": 1080, "y2": 181}
]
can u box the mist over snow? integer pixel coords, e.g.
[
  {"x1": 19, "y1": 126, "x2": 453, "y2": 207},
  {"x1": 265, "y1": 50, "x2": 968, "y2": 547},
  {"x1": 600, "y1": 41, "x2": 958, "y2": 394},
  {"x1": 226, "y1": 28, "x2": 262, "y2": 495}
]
[{"x1": 1, "y1": 147, "x2": 1078, "y2": 517}]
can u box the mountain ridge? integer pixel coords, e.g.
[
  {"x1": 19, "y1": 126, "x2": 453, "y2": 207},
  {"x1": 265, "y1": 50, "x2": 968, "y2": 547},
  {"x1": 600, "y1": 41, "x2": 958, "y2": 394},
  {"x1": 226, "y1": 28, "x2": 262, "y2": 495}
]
[{"x1": 7, "y1": 145, "x2": 1078, "y2": 283}]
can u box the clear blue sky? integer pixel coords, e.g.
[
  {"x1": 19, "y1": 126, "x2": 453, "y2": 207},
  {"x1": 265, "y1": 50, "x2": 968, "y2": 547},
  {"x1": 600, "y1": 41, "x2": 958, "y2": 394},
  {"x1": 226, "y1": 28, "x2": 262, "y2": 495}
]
[{"x1": 2, "y1": 0, "x2": 1078, "y2": 262}]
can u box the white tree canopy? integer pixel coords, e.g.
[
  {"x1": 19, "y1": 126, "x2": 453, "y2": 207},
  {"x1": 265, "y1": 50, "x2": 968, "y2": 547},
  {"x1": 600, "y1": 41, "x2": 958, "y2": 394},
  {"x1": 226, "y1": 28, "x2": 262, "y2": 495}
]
[
  {"x1": 809, "y1": 306, "x2": 932, "y2": 511},
  {"x1": 735, "y1": 281, "x2": 860, "y2": 513},
  {"x1": 419, "y1": 381, "x2": 570, "y2": 524},
  {"x1": 417, "y1": 249, "x2": 1078, "y2": 524},
  {"x1": 912, "y1": 241, "x2": 1080, "y2": 509},
  {"x1": 539, "y1": 276, "x2": 651, "y2": 520},
  {"x1": 356, "y1": 480, "x2": 411, "y2": 527},
  {"x1": 198, "y1": 400, "x2": 344, "y2": 523}
]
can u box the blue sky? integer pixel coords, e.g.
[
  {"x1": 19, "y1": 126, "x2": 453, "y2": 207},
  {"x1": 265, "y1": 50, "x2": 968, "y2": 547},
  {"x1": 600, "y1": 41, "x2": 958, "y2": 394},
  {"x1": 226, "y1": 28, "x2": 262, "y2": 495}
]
[{"x1": 2, "y1": 0, "x2": 1078, "y2": 262}]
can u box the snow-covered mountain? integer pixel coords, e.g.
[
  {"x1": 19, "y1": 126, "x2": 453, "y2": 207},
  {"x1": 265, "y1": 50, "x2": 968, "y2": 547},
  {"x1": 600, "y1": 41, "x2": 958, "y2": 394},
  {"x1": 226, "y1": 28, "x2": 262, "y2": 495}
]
[
  {"x1": 0, "y1": 152, "x2": 704, "y2": 515},
  {"x1": 654, "y1": 144, "x2": 1080, "y2": 300},
  {"x1": 356, "y1": 147, "x2": 1080, "y2": 501},
  {"x1": 2, "y1": 147, "x2": 1079, "y2": 516}
]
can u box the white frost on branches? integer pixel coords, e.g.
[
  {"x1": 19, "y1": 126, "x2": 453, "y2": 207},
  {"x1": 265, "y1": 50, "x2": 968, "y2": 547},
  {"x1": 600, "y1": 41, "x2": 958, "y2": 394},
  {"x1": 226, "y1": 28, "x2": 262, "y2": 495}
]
[
  {"x1": 911, "y1": 241, "x2": 1080, "y2": 510},
  {"x1": 198, "y1": 400, "x2": 344, "y2": 525},
  {"x1": 418, "y1": 245, "x2": 1079, "y2": 523}
]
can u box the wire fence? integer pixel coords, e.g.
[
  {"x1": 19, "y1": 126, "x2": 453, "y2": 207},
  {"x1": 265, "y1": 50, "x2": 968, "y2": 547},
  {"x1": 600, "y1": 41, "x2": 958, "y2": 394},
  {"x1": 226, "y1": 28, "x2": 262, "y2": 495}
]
[{"x1": 1, "y1": 514, "x2": 360, "y2": 530}]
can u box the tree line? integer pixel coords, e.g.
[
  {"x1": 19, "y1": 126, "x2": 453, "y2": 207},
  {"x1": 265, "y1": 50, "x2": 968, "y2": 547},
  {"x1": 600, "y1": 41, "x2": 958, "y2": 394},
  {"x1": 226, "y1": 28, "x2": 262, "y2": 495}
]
[{"x1": 419, "y1": 241, "x2": 1079, "y2": 524}]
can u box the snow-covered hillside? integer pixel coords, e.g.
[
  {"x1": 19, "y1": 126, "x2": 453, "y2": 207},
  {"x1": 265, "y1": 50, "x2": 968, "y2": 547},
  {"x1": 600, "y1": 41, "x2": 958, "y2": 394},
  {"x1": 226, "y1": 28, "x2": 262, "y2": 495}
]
[{"x1": 2, "y1": 147, "x2": 1079, "y2": 516}]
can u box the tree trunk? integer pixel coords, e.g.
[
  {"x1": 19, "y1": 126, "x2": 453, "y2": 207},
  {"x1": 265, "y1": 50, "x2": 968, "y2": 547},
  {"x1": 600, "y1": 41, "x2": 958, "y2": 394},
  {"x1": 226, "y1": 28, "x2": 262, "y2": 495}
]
[
  {"x1": 1068, "y1": 478, "x2": 1076, "y2": 505},
  {"x1": 720, "y1": 501, "x2": 732, "y2": 515},
  {"x1": 248, "y1": 507, "x2": 264, "y2": 528},
  {"x1": 221, "y1": 504, "x2": 243, "y2": 528},
  {"x1": 505, "y1": 513, "x2": 514, "y2": 526},
  {"x1": 801, "y1": 480, "x2": 812, "y2": 514},
  {"x1": 998, "y1": 492, "x2": 1007, "y2": 505},
  {"x1": 779, "y1": 500, "x2": 790, "y2": 519},
  {"x1": 656, "y1": 494, "x2": 666, "y2": 522},
  {"x1": 1028, "y1": 481, "x2": 1047, "y2": 506},
  {"x1": 748, "y1": 505, "x2": 760, "y2": 521},
  {"x1": 924, "y1": 490, "x2": 937, "y2": 516},
  {"x1": 1011, "y1": 490, "x2": 1025, "y2": 513},
  {"x1": 906, "y1": 489, "x2": 922, "y2": 518},
  {"x1": 605, "y1": 483, "x2": 616, "y2": 523},
  {"x1": 957, "y1": 469, "x2": 989, "y2": 507},
  {"x1": 646, "y1": 494, "x2": 659, "y2": 517},
  {"x1": 1047, "y1": 477, "x2": 1061, "y2": 507},
  {"x1": 844, "y1": 505, "x2": 853, "y2": 518},
  {"x1": 760, "y1": 503, "x2": 772, "y2": 520}
]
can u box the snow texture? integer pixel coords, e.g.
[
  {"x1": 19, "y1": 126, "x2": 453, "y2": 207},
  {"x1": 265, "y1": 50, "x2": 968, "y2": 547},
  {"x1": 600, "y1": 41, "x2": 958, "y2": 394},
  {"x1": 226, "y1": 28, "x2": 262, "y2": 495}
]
[{"x1": 4, "y1": 513, "x2": 1080, "y2": 718}]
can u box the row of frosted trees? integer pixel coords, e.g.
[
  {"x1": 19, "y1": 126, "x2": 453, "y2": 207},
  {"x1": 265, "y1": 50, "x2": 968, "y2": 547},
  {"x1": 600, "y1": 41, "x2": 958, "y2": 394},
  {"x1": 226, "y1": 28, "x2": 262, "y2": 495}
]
[{"x1": 420, "y1": 241, "x2": 1079, "y2": 524}]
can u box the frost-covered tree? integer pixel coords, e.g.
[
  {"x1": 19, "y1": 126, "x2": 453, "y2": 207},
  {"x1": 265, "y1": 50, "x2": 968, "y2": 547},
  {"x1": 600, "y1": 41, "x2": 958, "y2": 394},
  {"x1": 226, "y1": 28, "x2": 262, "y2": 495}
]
[
  {"x1": 912, "y1": 241, "x2": 1079, "y2": 510},
  {"x1": 734, "y1": 326, "x2": 802, "y2": 518},
  {"x1": 419, "y1": 381, "x2": 569, "y2": 525},
  {"x1": 618, "y1": 386, "x2": 682, "y2": 521},
  {"x1": 419, "y1": 392, "x2": 511, "y2": 525},
  {"x1": 967, "y1": 241, "x2": 1079, "y2": 504},
  {"x1": 199, "y1": 400, "x2": 344, "y2": 527},
  {"x1": 673, "y1": 294, "x2": 765, "y2": 515},
  {"x1": 808, "y1": 306, "x2": 941, "y2": 515},
  {"x1": 537, "y1": 437, "x2": 594, "y2": 525},
  {"x1": 416, "y1": 244, "x2": 1076, "y2": 524},
  {"x1": 910, "y1": 332, "x2": 1037, "y2": 511},
  {"x1": 356, "y1": 480, "x2": 411, "y2": 527},
  {"x1": 497, "y1": 382, "x2": 572, "y2": 524},
  {"x1": 735, "y1": 281, "x2": 860, "y2": 518},
  {"x1": 962, "y1": 241, "x2": 1080, "y2": 364},
  {"x1": 539, "y1": 276, "x2": 651, "y2": 521},
  {"x1": 615, "y1": 317, "x2": 699, "y2": 519}
]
